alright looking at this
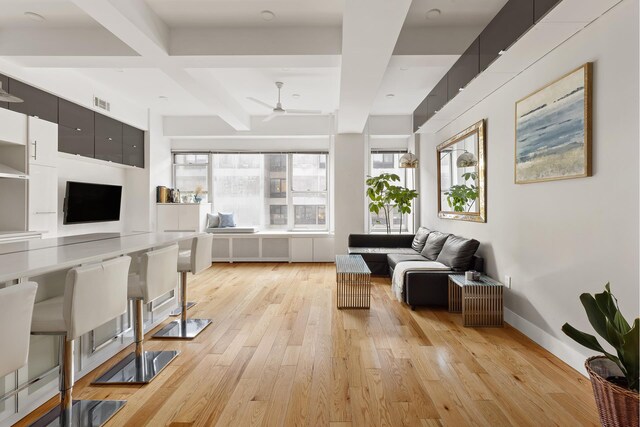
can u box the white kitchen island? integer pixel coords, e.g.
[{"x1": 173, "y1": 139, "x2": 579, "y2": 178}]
[{"x1": 0, "y1": 231, "x2": 199, "y2": 426}]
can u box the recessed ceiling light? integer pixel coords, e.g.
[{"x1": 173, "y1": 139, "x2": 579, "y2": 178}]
[
  {"x1": 400, "y1": 66, "x2": 409, "y2": 71},
  {"x1": 425, "y1": 9, "x2": 441, "y2": 20},
  {"x1": 385, "y1": 93, "x2": 395, "y2": 99},
  {"x1": 159, "y1": 96, "x2": 169, "y2": 101},
  {"x1": 292, "y1": 93, "x2": 300, "y2": 99},
  {"x1": 24, "y1": 12, "x2": 46, "y2": 22},
  {"x1": 261, "y1": 10, "x2": 276, "y2": 21},
  {"x1": 282, "y1": 68, "x2": 290, "y2": 72}
]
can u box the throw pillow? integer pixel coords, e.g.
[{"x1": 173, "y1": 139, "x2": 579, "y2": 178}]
[
  {"x1": 206, "y1": 213, "x2": 220, "y2": 228},
  {"x1": 411, "y1": 227, "x2": 431, "y2": 252},
  {"x1": 218, "y1": 212, "x2": 236, "y2": 228},
  {"x1": 420, "y1": 231, "x2": 450, "y2": 260},
  {"x1": 436, "y1": 235, "x2": 480, "y2": 270}
]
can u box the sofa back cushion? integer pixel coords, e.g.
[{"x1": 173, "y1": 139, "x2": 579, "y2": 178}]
[
  {"x1": 348, "y1": 234, "x2": 415, "y2": 248},
  {"x1": 420, "y1": 231, "x2": 450, "y2": 260},
  {"x1": 436, "y1": 235, "x2": 480, "y2": 270},
  {"x1": 411, "y1": 227, "x2": 431, "y2": 252}
]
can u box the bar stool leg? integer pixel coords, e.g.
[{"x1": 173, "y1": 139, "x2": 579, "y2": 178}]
[
  {"x1": 30, "y1": 337, "x2": 127, "y2": 427},
  {"x1": 170, "y1": 272, "x2": 196, "y2": 316},
  {"x1": 93, "y1": 300, "x2": 179, "y2": 385},
  {"x1": 153, "y1": 272, "x2": 212, "y2": 340}
]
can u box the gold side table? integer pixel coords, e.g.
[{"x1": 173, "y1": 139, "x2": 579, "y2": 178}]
[
  {"x1": 335, "y1": 254, "x2": 371, "y2": 309},
  {"x1": 448, "y1": 274, "x2": 504, "y2": 327}
]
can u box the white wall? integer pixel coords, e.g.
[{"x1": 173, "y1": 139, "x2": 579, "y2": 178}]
[
  {"x1": 56, "y1": 156, "x2": 127, "y2": 236},
  {"x1": 334, "y1": 133, "x2": 367, "y2": 253},
  {"x1": 147, "y1": 111, "x2": 172, "y2": 232},
  {"x1": 419, "y1": 0, "x2": 639, "y2": 372}
]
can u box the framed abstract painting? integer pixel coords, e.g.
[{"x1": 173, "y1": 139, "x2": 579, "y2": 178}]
[{"x1": 515, "y1": 63, "x2": 592, "y2": 184}]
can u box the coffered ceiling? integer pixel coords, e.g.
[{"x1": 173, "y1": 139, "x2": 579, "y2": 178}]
[{"x1": 0, "y1": 0, "x2": 508, "y2": 133}]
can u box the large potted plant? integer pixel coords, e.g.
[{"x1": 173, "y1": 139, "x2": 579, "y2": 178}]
[
  {"x1": 562, "y1": 283, "x2": 639, "y2": 427},
  {"x1": 365, "y1": 173, "x2": 418, "y2": 234}
]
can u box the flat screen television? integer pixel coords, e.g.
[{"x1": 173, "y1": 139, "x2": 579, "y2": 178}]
[{"x1": 63, "y1": 181, "x2": 122, "y2": 224}]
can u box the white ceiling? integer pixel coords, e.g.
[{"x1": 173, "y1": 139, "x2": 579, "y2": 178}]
[
  {"x1": 147, "y1": 0, "x2": 345, "y2": 28},
  {"x1": 0, "y1": 0, "x2": 509, "y2": 132},
  {"x1": 404, "y1": 0, "x2": 509, "y2": 27}
]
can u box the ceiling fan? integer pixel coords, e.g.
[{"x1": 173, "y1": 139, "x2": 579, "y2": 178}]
[{"x1": 247, "y1": 81, "x2": 321, "y2": 122}]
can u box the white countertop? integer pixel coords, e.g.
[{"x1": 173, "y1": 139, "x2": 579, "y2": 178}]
[{"x1": 0, "y1": 231, "x2": 198, "y2": 282}]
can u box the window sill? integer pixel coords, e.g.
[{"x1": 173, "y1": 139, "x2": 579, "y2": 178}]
[{"x1": 210, "y1": 230, "x2": 333, "y2": 238}]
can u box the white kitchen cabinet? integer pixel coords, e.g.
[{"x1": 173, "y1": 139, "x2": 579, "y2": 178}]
[
  {"x1": 0, "y1": 108, "x2": 27, "y2": 145},
  {"x1": 28, "y1": 116, "x2": 58, "y2": 167},
  {"x1": 156, "y1": 203, "x2": 211, "y2": 232},
  {"x1": 28, "y1": 164, "x2": 58, "y2": 236}
]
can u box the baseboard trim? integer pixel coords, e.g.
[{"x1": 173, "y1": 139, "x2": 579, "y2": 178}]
[{"x1": 504, "y1": 308, "x2": 589, "y2": 376}]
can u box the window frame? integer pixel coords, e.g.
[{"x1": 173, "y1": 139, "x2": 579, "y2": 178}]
[
  {"x1": 172, "y1": 151, "x2": 330, "y2": 231},
  {"x1": 368, "y1": 150, "x2": 411, "y2": 233}
]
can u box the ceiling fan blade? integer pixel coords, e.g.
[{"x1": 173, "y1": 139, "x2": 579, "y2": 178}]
[
  {"x1": 285, "y1": 109, "x2": 322, "y2": 114},
  {"x1": 263, "y1": 112, "x2": 280, "y2": 122},
  {"x1": 247, "y1": 97, "x2": 275, "y2": 109}
]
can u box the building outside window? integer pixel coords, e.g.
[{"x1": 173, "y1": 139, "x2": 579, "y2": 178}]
[
  {"x1": 173, "y1": 154, "x2": 209, "y2": 203},
  {"x1": 173, "y1": 152, "x2": 328, "y2": 231},
  {"x1": 369, "y1": 151, "x2": 410, "y2": 232}
]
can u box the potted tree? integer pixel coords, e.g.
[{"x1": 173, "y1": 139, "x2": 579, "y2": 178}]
[
  {"x1": 562, "y1": 283, "x2": 639, "y2": 427},
  {"x1": 365, "y1": 173, "x2": 418, "y2": 234}
]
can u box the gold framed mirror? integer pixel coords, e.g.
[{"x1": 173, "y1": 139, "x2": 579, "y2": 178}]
[{"x1": 437, "y1": 119, "x2": 486, "y2": 222}]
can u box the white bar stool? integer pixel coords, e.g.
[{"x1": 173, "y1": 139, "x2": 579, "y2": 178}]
[
  {"x1": 0, "y1": 282, "x2": 38, "y2": 379},
  {"x1": 29, "y1": 256, "x2": 131, "y2": 427},
  {"x1": 153, "y1": 234, "x2": 213, "y2": 339},
  {"x1": 93, "y1": 245, "x2": 180, "y2": 384}
]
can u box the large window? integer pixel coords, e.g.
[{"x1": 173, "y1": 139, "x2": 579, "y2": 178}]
[
  {"x1": 173, "y1": 152, "x2": 329, "y2": 230},
  {"x1": 173, "y1": 154, "x2": 209, "y2": 203},
  {"x1": 369, "y1": 151, "x2": 410, "y2": 232}
]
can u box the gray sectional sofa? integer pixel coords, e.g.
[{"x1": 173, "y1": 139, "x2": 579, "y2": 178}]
[{"x1": 348, "y1": 227, "x2": 483, "y2": 308}]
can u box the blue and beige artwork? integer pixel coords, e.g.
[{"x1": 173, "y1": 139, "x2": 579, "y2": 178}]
[{"x1": 515, "y1": 66, "x2": 588, "y2": 183}]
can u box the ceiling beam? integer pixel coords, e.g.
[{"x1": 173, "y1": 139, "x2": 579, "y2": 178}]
[
  {"x1": 70, "y1": 0, "x2": 168, "y2": 57},
  {"x1": 70, "y1": 0, "x2": 251, "y2": 130},
  {"x1": 6, "y1": 54, "x2": 342, "y2": 69},
  {"x1": 337, "y1": 0, "x2": 413, "y2": 133}
]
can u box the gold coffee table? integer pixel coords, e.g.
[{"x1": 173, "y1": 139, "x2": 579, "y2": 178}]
[{"x1": 448, "y1": 274, "x2": 504, "y2": 327}]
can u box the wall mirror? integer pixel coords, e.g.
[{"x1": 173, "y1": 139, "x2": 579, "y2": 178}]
[{"x1": 437, "y1": 119, "x2": 486, "y2": 222}]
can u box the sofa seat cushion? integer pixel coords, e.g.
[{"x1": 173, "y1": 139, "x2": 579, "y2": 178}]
[
  {"x1": 387, "y1": 253, "x2": 429, "y2": 270},
  {"x1": 348, "y1": 247, "x2": 418, "y2": 264},
  {"x1": 420, "y1": 231, "x2": 450, "y2": 260},
  {"x1": 436, "y1": 235, "x2": 480, "y2": 271},
  {"x1": 411, "y1": 227, "x2": 431, "y2": 252}
]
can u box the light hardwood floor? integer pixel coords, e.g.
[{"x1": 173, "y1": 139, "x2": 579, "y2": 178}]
[{"x1": 18, "y1": 263, "x2": 598, "y2": 426}]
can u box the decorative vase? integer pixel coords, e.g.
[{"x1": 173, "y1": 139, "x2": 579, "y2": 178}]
[
  {"x1": 585, "y1": 356, "x2": 639, "y2": 427},
  {"x1": 194, "y1": 196, "x2": 202, "y2": 204}
]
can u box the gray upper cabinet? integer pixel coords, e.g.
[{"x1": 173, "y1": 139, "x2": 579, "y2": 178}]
[
  {"x1": 95, "y1": 113, "x2": 123, "y2": 163},
  {"x1": 534, "y1": 0, "x2": 561, "y2": 22},
  {"x1": 0, "y1": 74, "x2": 8, "y2": 110},
  {"x1": 426, "y1": 76, "x2": 448, "y2": 121},
  {"x1": 58, "y1": 98, "x2": 95, "y2": 158},
  {"x1": 413, "y1": 97, "x2": 428, "y2": 133},
  {"x1": 447, "y1": 38, "x2": 479, "y2": 101},
  {"x1": 480, "y1": 0, "x2": 534, "y2": 71},
  {"x1": 8, "y1": 79, "x2": 58, "y2": 123},
  {"x1": 123, "y1": 124, "x2": 144, "y2": 168}
]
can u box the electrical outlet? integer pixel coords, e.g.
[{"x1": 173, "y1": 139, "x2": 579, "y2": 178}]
[{"x1": 504, "y1": 275, "x2": 512, "y2": 288}]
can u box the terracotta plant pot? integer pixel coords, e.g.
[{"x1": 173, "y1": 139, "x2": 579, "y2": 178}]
[{"x1": 585, "y1": 356, "x2": 639, "y2": 427}]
